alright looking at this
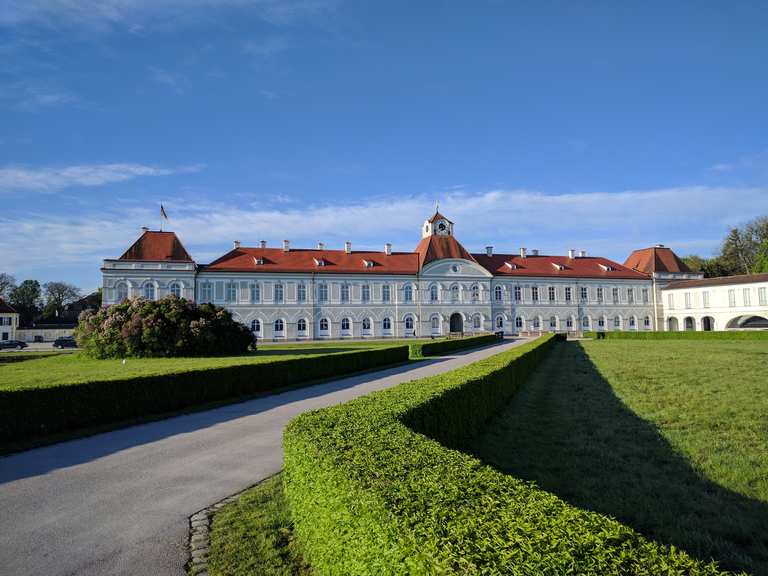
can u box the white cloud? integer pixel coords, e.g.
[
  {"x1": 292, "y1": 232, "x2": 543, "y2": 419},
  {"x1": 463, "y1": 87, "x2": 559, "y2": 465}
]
[
  {"x1": 0, "y1": 80, "x2": 79, "y2": 110},
  {"x1": 3, "y1": 185, "x2": 767, "y2": 279},
  {"x1": 148, "y1": 66, "x2": 185, "y2": 92},
  {"x1": 0, "y1": 163, "x2": 203, "y2": 193},
  {"x1": 243, "y1": 37, "x2": 290, "y2": 57}
]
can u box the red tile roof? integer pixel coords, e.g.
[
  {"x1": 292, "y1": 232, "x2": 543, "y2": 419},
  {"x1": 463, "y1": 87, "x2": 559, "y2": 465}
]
[
  {"x1": 665, "y1": 272, "x2": 768, "y2": 290},
  {"x1": 624, "y1": 245, "x2": 691, "y2": 274},
  {"x1": 428, "y1": 211, "x2": 452, "y2": 224},
  {"x1": 119, "y1": 231, "x2": 194, "y2": 262},
  {"x1": 202, "y1": 248, "x2": 420, "y2": 274},
  {"x1": 415, "y1": 235, "x2": 476, "y2": 267},
  {"x1": 473, "y1": 254, "x2": 650, "y2": 279},
  {"x1": 0, "y1": 298, "x2": 17, "y2": 314}
]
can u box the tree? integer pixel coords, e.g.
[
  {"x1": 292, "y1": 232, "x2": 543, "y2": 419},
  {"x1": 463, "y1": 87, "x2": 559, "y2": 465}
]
[
  {"x1": 43, "y1": 281, "x2": 81, "y2": 318},
  {"x1": 0, "y1": 273, "x2": 16, "y2": 300},
  {"x1": 754, "y1": 240, "x2": 768, "y2": 274},
  {"x1": 10, "y1": 280, "x2": 42, "y2": 326}
]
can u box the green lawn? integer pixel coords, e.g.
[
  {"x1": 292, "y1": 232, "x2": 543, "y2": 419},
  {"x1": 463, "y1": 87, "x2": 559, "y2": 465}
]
[{"x1": 474, "y1": 340, "x2": 768, "y2": 575}]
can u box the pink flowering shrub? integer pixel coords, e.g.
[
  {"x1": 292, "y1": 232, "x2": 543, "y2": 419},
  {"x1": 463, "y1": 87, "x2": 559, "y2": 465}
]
[{"x1": 75, "y1": 296, "x2": 254, "y2": 358}]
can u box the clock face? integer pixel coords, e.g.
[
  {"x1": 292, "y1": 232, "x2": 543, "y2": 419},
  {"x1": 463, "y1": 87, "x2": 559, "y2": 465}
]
[{"x1": 437, "y1": 221, "x2": 448, "y2": 234}]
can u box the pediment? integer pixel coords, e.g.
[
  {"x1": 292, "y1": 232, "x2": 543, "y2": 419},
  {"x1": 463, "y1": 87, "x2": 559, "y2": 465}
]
[{"x1": 421, "y1": 258, "x2": 492, "y2": 278}]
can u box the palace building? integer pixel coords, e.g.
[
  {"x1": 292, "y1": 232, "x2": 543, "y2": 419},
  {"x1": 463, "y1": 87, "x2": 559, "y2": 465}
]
[{"x1": 101, "y1": 211, "x2": 768, "y2": 339}]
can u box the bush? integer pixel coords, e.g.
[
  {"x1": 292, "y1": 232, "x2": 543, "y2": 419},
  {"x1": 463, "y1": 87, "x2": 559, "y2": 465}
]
[
  {"x1": 0, "y1": 346, "x2": 409, "y2": 444},
  {"x1": 408, "y1": 333, "x2": 499, "y2": 358},
  {"x1": 585, "y1": 330, "x2": 768, "y2": 340},
  {"x1": 75, "y1": 296, "x2": 254, "y2": 358},
  {"x1": 283, "y1": 334, "x2": 727, "y2": 575}
]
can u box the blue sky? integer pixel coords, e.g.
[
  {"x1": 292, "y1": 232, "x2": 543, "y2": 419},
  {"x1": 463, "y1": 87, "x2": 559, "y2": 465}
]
[{"x1": 1, "y1": 0, "x2": 767, "y2": 292}]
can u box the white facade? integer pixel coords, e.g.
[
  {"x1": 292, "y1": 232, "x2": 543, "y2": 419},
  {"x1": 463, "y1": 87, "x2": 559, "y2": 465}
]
[{"x1": 0, "y1": 310, "x2": 19, "y2": 342}]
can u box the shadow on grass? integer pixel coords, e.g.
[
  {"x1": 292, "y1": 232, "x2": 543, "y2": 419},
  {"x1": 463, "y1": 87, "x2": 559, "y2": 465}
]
[
  {"x1": 468, "y1": 341, "x2": 768, "y2": 575},
  {"x1": 255, "y1": 347, "x2": 362, "y2": 357}
]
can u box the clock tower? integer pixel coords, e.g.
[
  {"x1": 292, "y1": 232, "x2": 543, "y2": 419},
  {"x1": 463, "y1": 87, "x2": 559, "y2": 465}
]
[{"x1": 422, "y1": 210, "x2": 454, "y2": 239}]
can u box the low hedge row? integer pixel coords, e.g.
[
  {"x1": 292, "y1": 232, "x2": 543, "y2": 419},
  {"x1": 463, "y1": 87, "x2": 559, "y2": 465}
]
[
  {"x1": 586, "y1": 330, "x2": 768, "y2": 340},
  {"x1": 408, "y1": 333, "x2": 499, "y2": 358},
  {"x1": 283, "y1": 334, "x2": 728, "y2": 575},
  {"x1": 0, "y1": 346, "x2": 409, "y2": 444}
]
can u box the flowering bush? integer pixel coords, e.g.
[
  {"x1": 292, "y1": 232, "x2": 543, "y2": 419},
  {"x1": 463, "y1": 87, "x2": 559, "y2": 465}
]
[{"x1": 75, "y1": 296, "x2": 254, "y2": 358}]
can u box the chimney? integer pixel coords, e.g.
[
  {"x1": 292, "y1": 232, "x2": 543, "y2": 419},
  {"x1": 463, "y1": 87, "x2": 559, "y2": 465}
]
[
  {"x1": 317, "y1": 241, "x2": 325, "y2": 250},
  {"x1": 283, "y1": 239, "x2": 290, "y2": 252},
  {"x1": 568, "y1": 249, "x2": 575, "y2": 259},
  {"x1": 344, "y1": 241, "x2": 352, "y2": 254},
  {"x1": 259, "y1": 240, "x2": 267, "y2": 249},
  {"x1": 532, "y1": 249, "x2": 539, "y2": 256},
  {"x1": 233, "y1": 240, "x2": 241, "y2": 249},
  {"x1": 384, "y1": 242, "x2": 392, "y2": 256},
  {"x1": 579, "y1": 250, "x2": 587, "y2": 257},
  {"x1": 520, "y1": 247, "x2": 527, "y2": 258},
  {"x1": 486, "y1": 246, "x2": 493, "y2": 256}
]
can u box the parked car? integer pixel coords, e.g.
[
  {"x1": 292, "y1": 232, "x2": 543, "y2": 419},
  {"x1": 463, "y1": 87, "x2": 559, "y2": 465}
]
[
  {"x1": 53, "y1": 336, "x2": 78, "y2": 349},
  {"x1": 0, "y1": 340, "x2": 28, "y2": 350}
]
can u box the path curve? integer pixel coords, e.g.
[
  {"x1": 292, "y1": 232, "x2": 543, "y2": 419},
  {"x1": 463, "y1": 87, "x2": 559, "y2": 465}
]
[{"x1": 0, "y1": 339, "x2": 529, "y2": 576}]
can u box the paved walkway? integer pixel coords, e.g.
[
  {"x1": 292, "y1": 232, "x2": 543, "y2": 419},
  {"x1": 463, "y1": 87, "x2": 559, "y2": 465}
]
[{"x1": 0, "y1": 338, "x2": 529, "y2": 576}]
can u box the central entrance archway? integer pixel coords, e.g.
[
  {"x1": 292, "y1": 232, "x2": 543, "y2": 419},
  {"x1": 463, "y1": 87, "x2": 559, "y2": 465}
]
[{"x1": 449, "y1": 313, "x2": 463, "y2": 333}]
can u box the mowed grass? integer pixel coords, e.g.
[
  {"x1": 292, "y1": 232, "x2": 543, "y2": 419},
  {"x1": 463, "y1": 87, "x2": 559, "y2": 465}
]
[
  {"x1": 206, "y1": 474, "x2": 310, "y2": 576},
  {"x1": 0, "y1": 340, "x2": 423, "y2": 391},
  {"x1": 474, "y1": 340, "x2": 768, "y2": 575}
]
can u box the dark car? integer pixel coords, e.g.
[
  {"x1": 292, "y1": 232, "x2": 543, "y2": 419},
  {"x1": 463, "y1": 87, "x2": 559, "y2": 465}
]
[
  {"x1": 0, "y1": 340, "x2": 28, "y2": 350},
  {"x1": 54, "y1": 336, "x2": 78, "y2": 349}
]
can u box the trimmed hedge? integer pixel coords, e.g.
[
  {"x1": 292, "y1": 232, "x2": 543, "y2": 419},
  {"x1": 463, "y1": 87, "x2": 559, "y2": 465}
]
[
  {"x1": 408, "y1": 333, "x2": 499, "y2": 358},
  {"x1": 283, "y1": 334, "x2": 729, "y2": 575},
  {"x1": 0, "y1": 345, "x2": 409, "y2": 444},
  {"x1": 586, "y1": 330, "x2": 768, "y2": 340}
]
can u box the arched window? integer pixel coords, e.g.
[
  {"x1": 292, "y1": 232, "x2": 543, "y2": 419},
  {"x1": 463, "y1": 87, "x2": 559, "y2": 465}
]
[
  {"x1": 169, "y1": 282, "x2": 181, "y2": 298},
  {"x1": 116, "y1": 282, "x2": 128, "y2": 302},
  {"x1": 383, "y1": 317, "x2": 392, "y2": 330},
  {"x1": 251, "y1": 319, "x2": 261, "y2": 332},
  {"x1": 644, "y1": 316, "x2": 651, "y2": 328},
  {"x1": 471, "y1": 285, "x2": 480, "y2": 302},
  {"x1": 297, "y1": 318, "x2": 307, "y2": 332},
  {"x1": 431, "y1": 316, "x2": 440, "y2": 329},
  {"x1": 582, "y1": 316, "x2": 590, "y2": 328},
  {"x1": 274, "y1": 283, "x2": 284, "y2": 303},
  {"x1": 549, "y1": 316, "x2": 557, "y2": 329},
  {"x1": 629, "y1": 316, "x2": 636, "y2": 328},
  {"x1": 451, "y1": 285, "x2": 459, "y2": 302},
  {"x1": 405, "y1": 316, "x2": 414, "y2": 330},
  {"x1": 404, "y1": 285, "x2": 413, "y2": 302},
  {"x1": 274, "y1": 319, "x2": 284, "y2": 333},
  {"x1": 515, "y1": 316, "x2": 523, "y2": 328},
  {"x1": 598, "y1": 317, "x2": 606, "y2": 328},
  {"x1": 319, "y1": 318, "x2": 329, "y2": 331},
  {"x1": 430, "y1": 285, "x2": 439, "y2": 302},
  {"x1": 496, "y1": 316, "x2": 504, "y2": 329},
  {"x1": 341, "y1": 318, "x2": 351, "y2": 331},
  {"x1": 143, "y1": 282, "x2": 155, "y2": 300},
  {"x1": 613, "y1": 316, "x2": 621, "y2": 329},
  {"x1": 495, "y1": 285, "x2": 503, "y2": 302},
  {"x1": 362, "y1": 318, "x2": 371, "y2": 330},
  {"x1": 566, "y1": 317, "x2": 574, "y2": 328},
  {"x1": 533, "y1": 317, "x2": 541, "y2": 329},
  {"x1": 473, "y1": 315, "x2": 481, "y2": 329}
]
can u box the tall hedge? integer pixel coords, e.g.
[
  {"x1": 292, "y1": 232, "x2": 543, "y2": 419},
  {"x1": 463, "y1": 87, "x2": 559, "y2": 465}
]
[
  {"x1": 585, "y1": 330, "x2": 768, "y2": 340},
  {"x1": 283, "y1": 334, "x2": 728, "y2": 575},
  {"x1": 408, "y1": 333, "x2": 499, "y2": 358},
  {"x1": 75, "y1": 296, "x2": 254, "y2": 358},
  {"x1": 0, "y1": 346, "x2": 409, "y2": 444}
]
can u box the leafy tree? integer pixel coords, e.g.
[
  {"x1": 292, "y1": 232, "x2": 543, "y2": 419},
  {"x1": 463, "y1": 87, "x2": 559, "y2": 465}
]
[
  {"x1": 754, "y1": 240, "x2": 768, "y2": 274},
  {"x1": 10, "y1": 280, "x2": 42, "y2": 326},
  {"x1": 0, "y1": 273, "x2": 15, "y2": 300},
  {"x1": 42, "y1": 281, "x2": 81, "y2": 318},
  {"x1": 719, "y1": 228, "x2": 753, "y2": 275}
]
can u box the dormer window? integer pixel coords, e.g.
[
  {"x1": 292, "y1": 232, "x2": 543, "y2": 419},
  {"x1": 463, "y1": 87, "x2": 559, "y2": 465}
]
[
  {"x1": 362, "y1": 259, "x2": 374, "y2": 268},
  {"x1": 314, "y1": 257, "x2": 325, "y2": 267},
  {"x1": 504, "y1": 262, "x2": 517, "y2": 270},
  {"x1": 599, "y1": 263, "x2": 615, "y2": 272},
  {"x1": 552, "y1": 263, "x2": 566, "y2": 271},
  {"x1": 253, "y1": 257, "x2": 264, "y2": 265}
]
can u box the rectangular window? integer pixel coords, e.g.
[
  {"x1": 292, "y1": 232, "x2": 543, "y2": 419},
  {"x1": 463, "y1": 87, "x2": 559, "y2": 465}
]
[
  {"x1": 743, "y1": 288, "x2": 751, "y2": 306},
  {"x1": 318, "y1": 284, "x2": 328, "y2": 303},
  {"x1": 514, "y1": 285, "x2": 522, "y2": 301},
  {"x1": 274, "y1": 283, "x2": 284, "y2": 303},
  {"x1": 565, "y1": 287, "x2": 572, "y2": 302},
  {"x1": 728, "y1": 289, "x2": 736, "y2": 307},
  {"x1": 1, "y1": 332, "x2": 7, "y2": 341},
  {"x1": 214, "y1": 281, "x2": 224, "y2": 302},
  {"x1": 759, "y1": 287, "x2": 767, "y2": 306},
  {"x1": 297, "y1": 283, "x2": 306, "y2": 303},
  {"x1": 548, "y1": 286, "x2": 556, "y2": 301},
  {"x1": 612, "y1": 287, "x2": 619, "y2": 304},
  {"x1": 581, "y1": 286, "x2": 589, "y2": 301},
  {"x1": 668, "y1": 293, "x2": 675, "y2": 310},
  {"x1": 226, "y1": 282, "x2": 237, "y2": 303},
  {"x1": 250, "y1": 283, "x2": 260, "y2": 303},
  {"x1": 684, "y1": 292, "x2": 691, "y2": 309},
  {"x1": 596, "y1": 287, "x2": 602, "y2": 302},
  {"x1": 382, "y1": 284, "x2": 391, "y2": 302},
  {"x1": 702, "y1": 290, "x2": 710, "y2": 308},
  {"x1": 627, "y1": 288, "x2": 634, "y2": 304},
  {"x1": 642, "y1": 288, "x2": 649, "y2": 304},
  {"x1": 362, "y1": 284, "x2": 370, "y2": 302},
  {"x1": 532, "y1": 286, "x2": 539, "y2": 302},
  {"x1": 341, "y1": 284, "x2": 350, "y2": 302},
  {"x1": 200, "y1": 283, "x2": 213, "y2": 303}
]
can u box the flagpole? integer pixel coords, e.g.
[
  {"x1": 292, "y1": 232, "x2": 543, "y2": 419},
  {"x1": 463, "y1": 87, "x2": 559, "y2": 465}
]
[{"x1": 160, "y1": 202, "x2": 163, "y2": 232}]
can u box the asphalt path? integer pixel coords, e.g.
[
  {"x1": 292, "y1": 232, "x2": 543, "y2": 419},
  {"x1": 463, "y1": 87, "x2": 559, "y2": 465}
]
[{"x1": 0, "y1": 338, "x2": 530, "y2": 576}]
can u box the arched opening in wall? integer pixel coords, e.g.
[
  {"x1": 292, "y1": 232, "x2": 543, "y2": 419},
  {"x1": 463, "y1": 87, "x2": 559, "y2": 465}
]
[
  {"x1": 318, "y1": 318, "x2": 330, "y2": 337},
  {"x1": 495, "y1": 315, "x2": 504, "y2": 330},
  {"x1": 449, "y1": 313, "x2": 463, "y2": 333},
  {"x1": 169, "y1": 282, "x2": 182, "y2": 298},
  {"x1": 116, "y1": 282, "x2": 128, "y2": 302},
  {"x1": 404, "y1": 315, "x2": 415, "y2": 336},
  {"x1": 382, "y1": 317, "x2": 393, "y2": 335},
  {"x1": 251, "y1": 319, "x2": 261, "y2": 338},
  {"x1": 430, "y1": 315, "x2": 441, "y2": 335},
  {"x1": 684, "y1": 316, "x2": 695, "y2": 331},
  {"x1": 668, "y1": 317, "x2": 679, "y2": 331},
  {"x1": 273, "y1": 319, "x2": 285, "y2": 338},
  {"x1": 297, "y1": 318, "x2": 308, "y2": 338},
  {"x1": 472, "y1": 314, "x2": 482, "y2": 331},
  {"x1": 702, "y1": 316, "x2": 715, "y2": 331},
  {"x1": 341, "y1": 317, "x2": 352, "y2": 337},
  {"x1": 725, "y1": 315, "x2": 768, "y2": 330},
  {"x1": 362, "y1": 317, "x2": 372, "y2": 337}
]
